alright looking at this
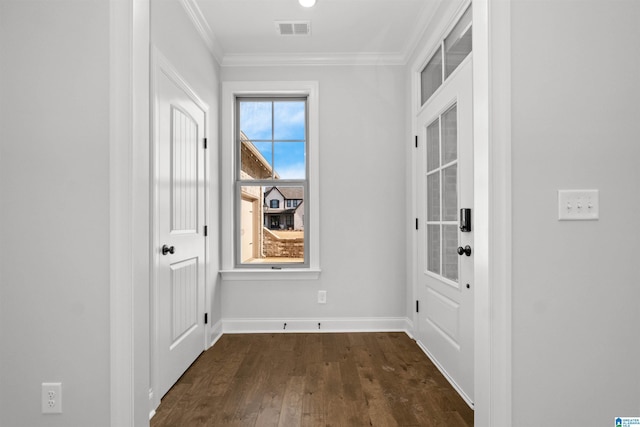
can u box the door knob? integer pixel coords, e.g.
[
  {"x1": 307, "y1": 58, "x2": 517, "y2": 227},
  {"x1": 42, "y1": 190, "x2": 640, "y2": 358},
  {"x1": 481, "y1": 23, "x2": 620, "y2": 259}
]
[
  {"x1": 457, "y1": 245, "x2": 472, "y2": 256},
  {"x1": 162, "y1": 245, "x2": 175, "y2": 256}
]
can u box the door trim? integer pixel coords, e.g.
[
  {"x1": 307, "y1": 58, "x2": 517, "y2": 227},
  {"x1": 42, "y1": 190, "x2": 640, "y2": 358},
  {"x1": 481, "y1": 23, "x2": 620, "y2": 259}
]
[
  {"x1": 149, "y1": 46, "x2": 209, "y2": 414},
  {"x1": 472, "y1": 1, "x2": 513, "y2": 425},
  {"x1": 109, "y1": 0, "x2": 150, "y2": 426}
]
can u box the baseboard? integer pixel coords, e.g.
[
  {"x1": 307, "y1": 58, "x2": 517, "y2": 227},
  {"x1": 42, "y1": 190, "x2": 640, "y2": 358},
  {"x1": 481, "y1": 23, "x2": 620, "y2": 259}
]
[
  {"x1": 207, "y1": 319, "x2": 223, "y2": 348},
  {"x1": 414, "y1": 339, "x2": 474, "y2": 409},
  {"x1": 222, "y1": 317, "x2": 412, "y2": 334}
]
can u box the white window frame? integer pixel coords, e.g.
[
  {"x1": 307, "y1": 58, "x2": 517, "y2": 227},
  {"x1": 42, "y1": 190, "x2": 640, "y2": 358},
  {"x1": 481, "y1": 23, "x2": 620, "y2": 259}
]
[{"x1": 220, "y1": 81, "x2": 320, "y2": 280}]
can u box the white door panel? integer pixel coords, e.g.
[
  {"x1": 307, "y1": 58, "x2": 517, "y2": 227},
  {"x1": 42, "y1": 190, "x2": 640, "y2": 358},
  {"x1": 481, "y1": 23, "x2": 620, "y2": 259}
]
[
  {"x1": 416, "y1": 59, "x2": 474, "y2": 404},
  {"x1": 156, "y1": 68, "x2": 206, "y2": 400}
]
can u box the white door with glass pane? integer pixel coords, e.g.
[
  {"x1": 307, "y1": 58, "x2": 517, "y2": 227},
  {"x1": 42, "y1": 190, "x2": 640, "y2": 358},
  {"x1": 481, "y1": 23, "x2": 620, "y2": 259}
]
[
  {"x1": 155, "y1": 66, "x2": 206, "y2": 400},
  {"x1": 417, "y1": 58, "x2": 474, "y2": 404}
]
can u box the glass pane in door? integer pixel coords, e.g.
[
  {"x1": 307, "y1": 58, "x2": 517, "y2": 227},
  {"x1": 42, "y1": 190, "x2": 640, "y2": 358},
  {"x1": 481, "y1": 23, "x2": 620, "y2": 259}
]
[
  {"x1": 442, "y1": 165, "x2": 457, "y2": 221},
  {"x1": 427, "y1": 225, "x2": 441, "y2": 275},
  {"x1": 442, "y1": 224, "x2": 459, "y2": 282}
]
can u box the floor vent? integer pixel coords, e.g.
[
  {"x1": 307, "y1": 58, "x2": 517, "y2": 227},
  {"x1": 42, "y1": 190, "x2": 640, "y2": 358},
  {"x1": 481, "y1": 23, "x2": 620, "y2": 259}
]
[{"x1": 275, "y1": 21, "x2": 311, "y2": 36}]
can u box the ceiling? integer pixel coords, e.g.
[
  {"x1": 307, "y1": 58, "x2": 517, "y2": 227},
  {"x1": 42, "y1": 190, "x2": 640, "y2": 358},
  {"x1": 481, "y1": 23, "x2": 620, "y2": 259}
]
[{"x1": 188, "y1": 0, "x2": 440, "y2": 66}]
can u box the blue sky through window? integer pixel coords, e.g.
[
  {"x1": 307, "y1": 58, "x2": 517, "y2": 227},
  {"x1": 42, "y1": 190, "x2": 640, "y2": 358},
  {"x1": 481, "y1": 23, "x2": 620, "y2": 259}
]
[{"x1": 240, "y1": 100, "x2": 306, "y2": 179}]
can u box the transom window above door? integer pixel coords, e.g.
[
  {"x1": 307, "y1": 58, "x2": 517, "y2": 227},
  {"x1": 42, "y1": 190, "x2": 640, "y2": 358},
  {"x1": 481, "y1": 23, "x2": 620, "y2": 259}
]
[{"x1": 421, "y1": 4, "x2": 472, "y2": 105}]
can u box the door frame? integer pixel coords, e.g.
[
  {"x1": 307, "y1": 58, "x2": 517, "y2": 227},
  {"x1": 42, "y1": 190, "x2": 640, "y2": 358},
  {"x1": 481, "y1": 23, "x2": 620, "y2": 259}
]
[
  {"x1": 148, "y1": 46, "x2": 209, "y2": 414},
  {"x1": 109, "y1": 0, "x2": 513, "y2": 425}
]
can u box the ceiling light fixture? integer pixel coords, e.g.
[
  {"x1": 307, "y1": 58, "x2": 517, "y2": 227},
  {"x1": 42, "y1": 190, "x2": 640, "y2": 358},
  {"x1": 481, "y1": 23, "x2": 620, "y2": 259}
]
[{"x1": 299, "y1": 0, "x2": 316, "y2": 8}]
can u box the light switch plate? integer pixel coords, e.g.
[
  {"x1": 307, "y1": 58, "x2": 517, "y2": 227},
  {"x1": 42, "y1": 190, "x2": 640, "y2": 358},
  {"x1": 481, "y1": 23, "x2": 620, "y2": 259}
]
[{"x1": 558, "y1": 189, "x2": 599, "y2": 220}]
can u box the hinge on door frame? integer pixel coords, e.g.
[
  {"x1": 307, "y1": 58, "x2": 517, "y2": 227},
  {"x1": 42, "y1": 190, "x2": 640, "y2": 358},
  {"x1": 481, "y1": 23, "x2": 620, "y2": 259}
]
[
  {"x1": 204, "y1": 225, "x2": 208, "y2": 236},
  {"x1": 415, "y1": 218, "x2": 419, "y2": 230},
  {"x1": 415, "y1": 135, "x2": 418, "y2": 148},
  {"x1": 416, "y1": 300, "x2": 419, "y2": 313},
  {"x1": 204, "y1": 313, "x2": 208, "y2": 324},
  {"x1": 203, "y1": 137, "x2": 207, "y2": 149}
]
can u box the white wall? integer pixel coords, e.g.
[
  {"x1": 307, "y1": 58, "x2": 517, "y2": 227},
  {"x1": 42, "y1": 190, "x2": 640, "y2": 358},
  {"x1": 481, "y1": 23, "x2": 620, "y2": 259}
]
[
  {"x1": 151, "y1": 0, "x2": 222, "y2": 337},
  {"x1": 511, "y1": 0, "x2": 640, "y2": 425},
  {"x1": 0, "y1": 1, "x2": 111, "y2": 425},
  {"x1": 220, "y1": 65, "x2": 408, "y2": 322}
]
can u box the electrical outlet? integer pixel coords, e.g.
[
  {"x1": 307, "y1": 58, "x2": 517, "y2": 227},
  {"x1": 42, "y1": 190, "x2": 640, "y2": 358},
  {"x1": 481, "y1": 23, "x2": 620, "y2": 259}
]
[
  {"x1": 318, "y1": 290, "x2": 327, "y2": 304},
  {"x1": 42, "y1": 383, "x2": 62, "y2": 414}
]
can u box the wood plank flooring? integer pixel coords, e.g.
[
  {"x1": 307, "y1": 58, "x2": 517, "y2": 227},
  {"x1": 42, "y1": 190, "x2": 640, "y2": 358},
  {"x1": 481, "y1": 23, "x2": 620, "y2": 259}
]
[{"x1": 151, "y1": 332, "x2": 473, "y2": 427}]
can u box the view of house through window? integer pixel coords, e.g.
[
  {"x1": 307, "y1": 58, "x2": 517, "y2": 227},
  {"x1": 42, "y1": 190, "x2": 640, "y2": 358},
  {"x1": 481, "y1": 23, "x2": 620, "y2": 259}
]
[{"x1": 236, "y1": 98, "x2": 308, "y2": 266}]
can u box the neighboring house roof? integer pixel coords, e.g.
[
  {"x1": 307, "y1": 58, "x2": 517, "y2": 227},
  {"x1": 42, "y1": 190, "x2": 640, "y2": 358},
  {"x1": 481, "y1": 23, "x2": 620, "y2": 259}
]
[
  {"x1": 274, "y1": 186, "x2": 304, "y2": 201},
  {"x1": 263, "y1": 187, "x2": 304, "y2": 215},
  {"x1": 264, "y1": 186, "x2": 303, "y2": 201}
]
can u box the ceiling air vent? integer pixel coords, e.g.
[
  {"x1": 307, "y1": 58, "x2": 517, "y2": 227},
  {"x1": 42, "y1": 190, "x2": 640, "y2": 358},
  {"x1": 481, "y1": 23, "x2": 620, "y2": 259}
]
[{"x1": 275, "y1": 21, "x2": 311, "y2": 36}]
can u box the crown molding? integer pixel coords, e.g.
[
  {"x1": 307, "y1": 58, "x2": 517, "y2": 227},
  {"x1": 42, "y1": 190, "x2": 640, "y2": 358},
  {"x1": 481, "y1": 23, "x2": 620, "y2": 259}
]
[
  {"x1": 401, "y1": 0, "x2": 442, "y2": 64},
  {"x1": 221, "y1": 52, "x2": 407, "y2": 67},
  {"x1": 179, "y1": 0, "x2": 224, "y2": 65},
  {"x1": 181, "y1": 0, "x2": 442, "y2": 68}
]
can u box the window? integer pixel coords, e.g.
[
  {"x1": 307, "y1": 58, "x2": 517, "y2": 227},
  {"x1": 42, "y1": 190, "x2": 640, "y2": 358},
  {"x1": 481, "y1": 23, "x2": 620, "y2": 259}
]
[
  {"x1": 237, "y1": 97, "x2": 307, "y2": 266},
  {"x1": 221, "y1": 80, "x2": 320, "y2": 279},
  {"x1": 421, "y1": 4, "x2": 472, "y2": 105}
]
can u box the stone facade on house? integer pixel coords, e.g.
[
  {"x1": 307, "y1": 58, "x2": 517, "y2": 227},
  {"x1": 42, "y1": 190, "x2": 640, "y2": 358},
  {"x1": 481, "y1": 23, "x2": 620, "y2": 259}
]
[{"x1": 263, "y1": 228, "x2": 304, "y2": 258}]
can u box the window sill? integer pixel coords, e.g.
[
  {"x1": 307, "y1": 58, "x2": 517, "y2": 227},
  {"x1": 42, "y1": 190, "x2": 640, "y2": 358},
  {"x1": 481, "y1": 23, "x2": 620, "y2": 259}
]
[{"x1": 220, "y1": 268, "x2": 321, "y2": 281}]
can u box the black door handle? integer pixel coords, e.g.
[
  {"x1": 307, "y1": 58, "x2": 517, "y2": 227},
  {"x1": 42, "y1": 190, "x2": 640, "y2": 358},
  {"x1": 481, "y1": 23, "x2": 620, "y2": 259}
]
[
  {"x1": 162, "y1": 245, "x2": 175, "y2": 256},
  {"x1": 457, "y1": 245, "x2": 472, "y2": 256}
]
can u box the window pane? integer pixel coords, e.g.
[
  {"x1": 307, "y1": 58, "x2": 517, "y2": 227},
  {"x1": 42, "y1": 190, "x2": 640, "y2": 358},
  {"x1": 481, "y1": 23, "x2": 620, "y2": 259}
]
[
  {"x1": 421, "y1": 46, "x2": 443, "y2": 105},
  {"x1": 274, "y1": 101, "x2": 306, "y2": 140},
  {"x1": 240, "y1": 185, "x2": 305, "y2": 264},
  {"x1": 240, "y1": 138, "x2": 273, "y2": 180},
  {"x1": 427, "y1": 172, "x2": 440, "y2": 221},
  {"x1": 444, "y1": 6, "x2": 472, "y2": 78},
  {"x1": 274, "y1": 142, "x2": 306, "y2": 179},
  {"x1": 239, "y1": 186, "x2": 262, "y2": 263},
  {"x1": 442, "y1": 224, "x2": 459, "y2": 282},
  {"x1": 426, "y1": 118, "x2": 440, "y2": 172},
  {"x1": 239, "y1": 101, "x2": 272, "y2": 140},
  {"x1": 427, "y1": 225, "x2": 440, "y2": 275},
  {"x1": 442, "y1": 104, "x2": 457, "y2": 164},
  {"x1": 442, "y1": 165, "x2": 457, "y2": 221}
]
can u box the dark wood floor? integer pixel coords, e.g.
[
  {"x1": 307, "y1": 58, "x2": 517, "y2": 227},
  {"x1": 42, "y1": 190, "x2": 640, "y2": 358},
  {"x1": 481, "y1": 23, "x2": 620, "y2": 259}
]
[{"x1": 151, "y1": 332, "x2": 473, "y2": 427}]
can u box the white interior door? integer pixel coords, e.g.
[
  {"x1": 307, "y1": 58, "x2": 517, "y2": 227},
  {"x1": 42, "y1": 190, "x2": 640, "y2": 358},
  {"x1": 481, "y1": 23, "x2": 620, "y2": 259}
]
[
  {"x1": 416, "y1": 59, "x2": 474, "y2": 405},
  {"x1": 156, "y1": 67, "x2": 206, "y2": 400}
]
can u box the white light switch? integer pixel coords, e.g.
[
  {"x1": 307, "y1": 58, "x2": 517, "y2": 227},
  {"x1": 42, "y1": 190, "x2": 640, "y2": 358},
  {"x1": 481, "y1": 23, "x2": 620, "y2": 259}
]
[{"x1": 558, "y1": 189, "x2": 599, "y2": 220}]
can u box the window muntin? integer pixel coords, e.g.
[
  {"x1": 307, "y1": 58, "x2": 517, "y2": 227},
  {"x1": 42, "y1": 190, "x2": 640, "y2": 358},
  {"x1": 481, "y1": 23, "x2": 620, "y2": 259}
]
[
  {"x1": 235, "y1": 97, "x2": 308, "y2": 267},
  {"x1": 420, "y1": 4, "x2": 472, "y2": 106}
]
